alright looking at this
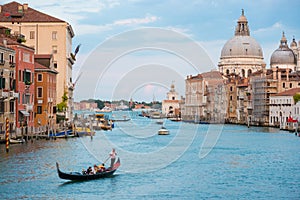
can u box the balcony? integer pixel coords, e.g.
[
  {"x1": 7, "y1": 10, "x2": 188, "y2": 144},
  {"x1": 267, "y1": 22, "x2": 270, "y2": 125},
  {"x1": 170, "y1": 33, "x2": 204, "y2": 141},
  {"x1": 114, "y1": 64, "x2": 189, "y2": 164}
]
[
  {"x1": 25, "y1": 104, "x2": 33, "y2": 112},
  {"x1": 25, "y1": 80, "x2": 32, "y2": 85},
  {"x1": 9, "y1": 61, "x2": 15, "y2": 68},
  {"x1": 0, "y1": 90, "x2": 9, "y2": 98}
]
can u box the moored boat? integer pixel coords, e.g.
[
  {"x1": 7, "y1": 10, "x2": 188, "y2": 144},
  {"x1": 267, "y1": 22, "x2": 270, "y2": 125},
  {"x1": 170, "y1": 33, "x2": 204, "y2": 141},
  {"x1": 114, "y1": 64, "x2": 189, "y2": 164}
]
[
  {"x1": 49, "y1": 129, "x2": 74, "y2": 138},
  {"x1": 56, "y1": 158, "x2": 121, "y2": 181},
  {"x1": 9, "y1": 138, "x2": 25, "y2": 144},
  {"x1": 75, "y1": 127, "x2": 95, "y2": 137}
]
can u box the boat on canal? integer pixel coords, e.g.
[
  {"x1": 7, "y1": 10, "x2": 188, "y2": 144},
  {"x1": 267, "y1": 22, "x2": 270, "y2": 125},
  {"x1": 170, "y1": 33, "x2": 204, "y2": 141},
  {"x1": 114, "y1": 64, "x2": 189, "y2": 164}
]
[
  {"x1": 158, "y1": 126, "x2": 169, "y2": 135},
  {"x1": 49, "y1": 129, "x2": 74, "y2": 138},
  {"x1": 56, "y1": 158, "x2": 121, "y2": 181}
]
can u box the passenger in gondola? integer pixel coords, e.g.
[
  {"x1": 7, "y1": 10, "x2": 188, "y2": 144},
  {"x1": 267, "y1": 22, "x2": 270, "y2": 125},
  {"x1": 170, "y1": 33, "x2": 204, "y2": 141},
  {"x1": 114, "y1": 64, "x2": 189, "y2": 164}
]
[
  {"x1": 82, "y1": 168, "x2": 87, "y2": 175},
  {"x1": 86, "y1": 166, "x2": 93, "y2": 175},
  {"x1": 98, "y1": 163, "x2": 106, "y2": 172},
  {"x1": 93, "y1": 164, "x2": 99, "y2": 174}
]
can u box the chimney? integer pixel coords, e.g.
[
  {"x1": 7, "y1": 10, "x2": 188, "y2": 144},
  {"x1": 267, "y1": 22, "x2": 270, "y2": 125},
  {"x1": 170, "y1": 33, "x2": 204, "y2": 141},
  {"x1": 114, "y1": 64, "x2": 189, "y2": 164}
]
[
  {"x1": 0, "y1": 6, "x2": 2, "y2": 13},
  {"x1": 3, "y1": 39, "x2": 7, "y2": 47},
  {"x1": 18, "y1": 5, "x2": 23, "y2": 13},
  {"x1": 23, "y1": 3, "x2": 28, "y2": 11}
]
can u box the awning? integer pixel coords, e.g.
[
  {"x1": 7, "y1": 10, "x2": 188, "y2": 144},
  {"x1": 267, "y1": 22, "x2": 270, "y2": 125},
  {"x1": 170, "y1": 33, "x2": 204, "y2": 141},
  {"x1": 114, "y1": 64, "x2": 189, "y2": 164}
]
[{"x1": 19, "y1": 110, "x2": 30, "y2": 117}]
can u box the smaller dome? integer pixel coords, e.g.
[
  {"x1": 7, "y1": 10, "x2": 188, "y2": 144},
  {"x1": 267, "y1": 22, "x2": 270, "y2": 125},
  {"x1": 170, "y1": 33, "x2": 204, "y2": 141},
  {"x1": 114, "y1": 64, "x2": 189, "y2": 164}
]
[
  {"x1": 270, "y1": 32, "x2": 296, "y2": 66},
  {"x1": 290, "y1": 37, "x2": 297, "y2": 48}
]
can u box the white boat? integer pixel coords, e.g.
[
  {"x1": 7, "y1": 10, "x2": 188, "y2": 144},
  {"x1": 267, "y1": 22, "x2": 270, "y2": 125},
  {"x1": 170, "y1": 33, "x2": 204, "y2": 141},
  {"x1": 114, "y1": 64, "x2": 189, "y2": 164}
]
[
  {"x1": 156, "y1": 119, "x2": 164, "y2": 124},
  {"x1": 158, "y1": 127, "x2": 169, "y2": 135},
  {"x1": 9, "y1": 138, "x2": 25, "y2": 144}
]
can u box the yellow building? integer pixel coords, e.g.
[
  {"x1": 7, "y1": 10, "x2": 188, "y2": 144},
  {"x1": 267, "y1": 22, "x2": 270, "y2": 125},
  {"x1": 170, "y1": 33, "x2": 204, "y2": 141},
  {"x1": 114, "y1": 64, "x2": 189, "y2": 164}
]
[{"x1": 0, "y1": 2, "x2": 75, "y2": 121}]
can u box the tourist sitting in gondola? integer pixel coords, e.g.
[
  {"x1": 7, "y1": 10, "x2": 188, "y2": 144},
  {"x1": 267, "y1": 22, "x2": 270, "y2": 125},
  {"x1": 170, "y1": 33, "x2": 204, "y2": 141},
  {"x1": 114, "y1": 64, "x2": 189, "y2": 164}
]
[
  {"x1": 97, "y1": 163, "x2": 106, "y2": 172},
  {"x1": 93, "y1": 164, "x2": 99, "y2": 174},
  {"x1": 86, "y1": 166, "x2": 93, "y2": 175}
]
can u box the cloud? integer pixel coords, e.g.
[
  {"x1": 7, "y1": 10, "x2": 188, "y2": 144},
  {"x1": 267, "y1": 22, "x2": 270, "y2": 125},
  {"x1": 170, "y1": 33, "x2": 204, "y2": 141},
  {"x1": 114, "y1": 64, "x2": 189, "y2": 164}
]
[
  {"x1": 113, "y1": 15, "x2": 160, "y2": 26},
  {"x1": 253, "y1": 22, "x2": 283, "y2": 34},
  {"x1": 75, "y1": 15, "x2": 160, "y2": 36}
]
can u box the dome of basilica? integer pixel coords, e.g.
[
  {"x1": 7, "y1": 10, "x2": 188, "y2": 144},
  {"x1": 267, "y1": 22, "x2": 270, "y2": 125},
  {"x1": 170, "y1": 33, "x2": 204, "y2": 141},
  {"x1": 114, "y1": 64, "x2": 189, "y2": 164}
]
[
  {"x1": 270, "y1": 32, "x2": 296, "y2": 66},
  {"x1": 220, "y1": 9, "x2": 263, "y2": 59},
  {"x1": 221, "y1": 36, "x2": 263, "y2": 58}
]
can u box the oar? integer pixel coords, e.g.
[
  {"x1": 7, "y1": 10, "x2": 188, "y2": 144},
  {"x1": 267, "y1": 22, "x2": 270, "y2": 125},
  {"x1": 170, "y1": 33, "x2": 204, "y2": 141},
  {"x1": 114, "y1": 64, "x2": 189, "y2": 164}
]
[{"x1": 103, "y1": 156, "x2": 110, "y2": 164}]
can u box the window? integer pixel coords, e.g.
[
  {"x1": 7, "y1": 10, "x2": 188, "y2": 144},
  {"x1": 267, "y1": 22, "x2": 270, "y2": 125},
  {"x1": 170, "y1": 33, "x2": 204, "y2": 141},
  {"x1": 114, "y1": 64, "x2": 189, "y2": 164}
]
[
  {"x1": 0, "y1": 77, "x2": 5, "y2": 89},
  {"x1": 37, "y1": 74, "x2": 42, "y2": 82},
  {"x1": 9, "y1": 54, "x2": 14, "y2": 64},
  {"x1": 19, "y1": 70, "x2": 22, "y2": 81},
  {"x1": 52, "y1": 46, "x2": 57, "y2": 54},
  {"x1": 30, "y1": 31, "x2": 35, "y2": 39},
  {"x1": 0, "y1": 101, "x2": 4, "y2": 113},
  {"x1": 283, "y1": 82, "x2": 285, "y2": 88},
  {"x1": 23, "y1": 52, "x2": 30, "y2": 63},
  {"x1": 53, "y1": 62, "x2": 57, "y2": 68},
  {"x1": 0, "y1": 52, "x2": 4, "y2": 64},
  {"x1": 37, "y1": 106, "x2": 42, "y2": 114},
  {"x1": 23, "y1": 70, "x2": 31, "y2": 84},
  {"x1": 290, "y1": 83, "x2": 292, "y2": 88},
  {"x1": 9, "y1": 101, "x2": 14, "y2": 113},
  {"x1": 23, "y1": 94, "x2": 30, "y2": 104},
  {"x1": 52, "y1": 31, "x2": 57, "y2": 40},
  {"x1": 37, "y1": 87, "x2": 43, "y2": 98}
]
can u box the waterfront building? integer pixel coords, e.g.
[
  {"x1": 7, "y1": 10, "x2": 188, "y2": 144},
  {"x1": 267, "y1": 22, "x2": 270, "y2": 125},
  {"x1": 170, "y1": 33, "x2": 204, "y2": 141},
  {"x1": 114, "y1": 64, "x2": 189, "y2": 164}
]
[
  {"x1": 5, "y1": 30, "x2": 35, "y2": 137},
  {"x1": 183, "y1": 74, "x2": 206, "y2": 122},
  {"x1": 34, "y1": 54, "x2": 57, "y2": 133},
  {"x1": 0, "y1": 2, "x2": 76, "y2": 121},
  {"x1": 73, "y1": 100, "x2": 98, "y2": 111},
  {"x1": 0, "y1": 35, "x2": 17, "y2": 140},
  {"x1": 201, "y1": 71, "x2": 225, "y2": 122},
  {"x1": 183, "y1": 71, "x2": 224, "y2": 122},
  {"x1": 162, "y1": 82, "x2": 180, "y2": 118},
  {"x1": 218, "y1": 10, "x2": 266, "y2": 78},
  {"x1": 269, "y1": 88, "x2": 300, "y2": 130}
]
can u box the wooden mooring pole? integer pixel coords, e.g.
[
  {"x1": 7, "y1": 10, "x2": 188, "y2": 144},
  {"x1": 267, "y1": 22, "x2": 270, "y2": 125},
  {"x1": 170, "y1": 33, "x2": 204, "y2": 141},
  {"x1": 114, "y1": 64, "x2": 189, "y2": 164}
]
[{"x1": 5, "y1": 118, "x2": 9, "y2": 153}]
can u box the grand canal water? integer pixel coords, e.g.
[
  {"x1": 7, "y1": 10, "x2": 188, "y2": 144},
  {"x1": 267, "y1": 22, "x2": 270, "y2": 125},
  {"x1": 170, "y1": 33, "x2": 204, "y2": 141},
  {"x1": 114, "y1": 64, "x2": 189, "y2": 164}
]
[{"x1": 0, "y1": 112, "x2": 299, "y2": 199}]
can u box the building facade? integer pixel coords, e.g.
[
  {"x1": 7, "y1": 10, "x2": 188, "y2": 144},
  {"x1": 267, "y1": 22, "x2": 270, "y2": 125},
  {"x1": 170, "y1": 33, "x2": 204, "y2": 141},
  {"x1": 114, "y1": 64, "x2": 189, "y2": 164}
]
[
  {"x1": 269, "y1": 88, "x2": 300, "y2": 129},
  {"x1": 162, "y1": 83, "x2": 180, "y2": 118},
  {"x1": 6, "y1": 35, "x2": 35, "y2": 136},
  {"x1": 0, "y1": 38, "x2": 17, "y2": 140},
  {"x1": 34, "y1": 54, "x2": 57, "y2": 134},
  {"x1": 0, "y1": 2, "x2": 75, "y2": 121}
]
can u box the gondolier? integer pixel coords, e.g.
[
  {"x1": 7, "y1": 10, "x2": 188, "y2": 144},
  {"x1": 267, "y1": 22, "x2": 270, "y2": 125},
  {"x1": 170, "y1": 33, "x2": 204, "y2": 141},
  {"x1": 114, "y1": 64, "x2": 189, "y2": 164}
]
[{"x1": 109, "y1": 148, "x2": 117, "y2": 169}]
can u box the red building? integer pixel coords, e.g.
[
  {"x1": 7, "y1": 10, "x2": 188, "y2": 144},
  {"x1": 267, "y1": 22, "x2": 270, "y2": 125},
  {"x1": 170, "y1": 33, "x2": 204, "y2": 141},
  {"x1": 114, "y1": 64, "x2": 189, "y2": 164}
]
[
  {"x1": 7, "y1": 37, "x2": 35, "y2": 136},
  {"x1": 34, "y1": 54, "x2": 57, "y2": 132}
]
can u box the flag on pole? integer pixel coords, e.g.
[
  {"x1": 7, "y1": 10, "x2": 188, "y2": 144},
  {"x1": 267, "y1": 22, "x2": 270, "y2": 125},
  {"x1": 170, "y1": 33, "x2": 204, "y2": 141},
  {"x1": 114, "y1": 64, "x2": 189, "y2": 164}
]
[{"x1": 74, "y1": 44, "x2": 81, "y2": 56}]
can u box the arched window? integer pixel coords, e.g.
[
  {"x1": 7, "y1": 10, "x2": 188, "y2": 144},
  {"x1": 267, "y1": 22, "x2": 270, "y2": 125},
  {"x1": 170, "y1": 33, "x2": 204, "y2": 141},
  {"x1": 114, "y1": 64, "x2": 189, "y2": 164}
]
[
  {"x1": 242, "y1": 69, "x2": 245, "y2": 77},
  {"x1": 248, "y1": 69, "x2": 252, "y2": 76},
  {"x1": 226, "y1": 69, "x2": 230, "y2": 75}
]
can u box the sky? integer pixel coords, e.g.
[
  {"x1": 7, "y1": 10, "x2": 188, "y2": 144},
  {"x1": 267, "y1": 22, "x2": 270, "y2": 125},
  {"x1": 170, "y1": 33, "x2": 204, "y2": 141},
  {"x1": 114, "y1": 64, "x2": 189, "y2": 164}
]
[{"x1": 3, "y1": 0, "x2": 300, "y2": 102}]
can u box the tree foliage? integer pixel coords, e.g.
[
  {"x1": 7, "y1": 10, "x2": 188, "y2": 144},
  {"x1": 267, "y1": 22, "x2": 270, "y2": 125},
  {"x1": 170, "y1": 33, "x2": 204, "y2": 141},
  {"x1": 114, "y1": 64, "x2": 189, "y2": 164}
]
[
  {"x1": 294, "y1": 93, "x2": 300, "y2": 104},
  {"x1": 57, "y1": 91, "x2": 68, "y2": 112}
]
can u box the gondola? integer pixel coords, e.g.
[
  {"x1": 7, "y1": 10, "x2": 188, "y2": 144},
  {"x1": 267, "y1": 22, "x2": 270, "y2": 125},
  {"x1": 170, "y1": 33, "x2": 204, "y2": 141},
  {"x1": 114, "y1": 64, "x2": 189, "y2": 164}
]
[{"x1": 56, "y1": 158, "x2": 120, "y2": 181}]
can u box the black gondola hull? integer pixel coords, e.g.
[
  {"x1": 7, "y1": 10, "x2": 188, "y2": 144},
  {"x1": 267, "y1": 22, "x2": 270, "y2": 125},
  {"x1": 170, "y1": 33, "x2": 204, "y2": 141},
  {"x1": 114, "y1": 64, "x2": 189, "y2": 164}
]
[{"x1": 56, "y1": 158, "x2": 120, "y2": 181}]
